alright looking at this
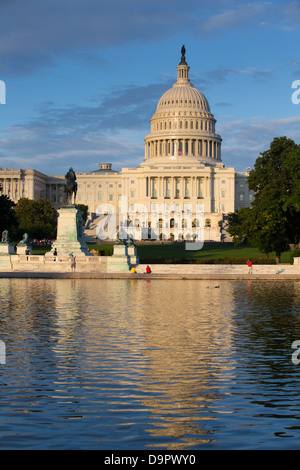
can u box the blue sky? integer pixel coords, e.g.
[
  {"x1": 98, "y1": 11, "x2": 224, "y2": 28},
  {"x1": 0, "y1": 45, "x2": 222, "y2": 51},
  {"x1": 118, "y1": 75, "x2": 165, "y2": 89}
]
[{"x1": 0, "y1": 0, "x2": 300, "y2": 175}]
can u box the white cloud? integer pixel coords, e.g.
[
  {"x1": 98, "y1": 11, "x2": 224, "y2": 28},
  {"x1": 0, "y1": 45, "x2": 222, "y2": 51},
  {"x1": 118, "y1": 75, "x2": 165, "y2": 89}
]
[
  {"x1": 199, "y1": 3, "x2": 268, "y2": 34},
  {"x1": 220, "y1": 115, "x2": 300, "y2": 170}
]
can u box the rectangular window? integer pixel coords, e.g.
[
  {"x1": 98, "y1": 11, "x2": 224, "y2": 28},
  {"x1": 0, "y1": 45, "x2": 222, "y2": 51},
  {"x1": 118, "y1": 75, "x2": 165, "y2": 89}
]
[{"x1": 109, "y1": 194, "x2": 113, "y2": 201}]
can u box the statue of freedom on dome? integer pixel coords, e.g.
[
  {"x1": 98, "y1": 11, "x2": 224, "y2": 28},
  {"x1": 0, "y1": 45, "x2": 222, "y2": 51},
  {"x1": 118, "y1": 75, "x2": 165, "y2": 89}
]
[{"x1": 180, "y1": 45, "x2": 187, "y2": 65}]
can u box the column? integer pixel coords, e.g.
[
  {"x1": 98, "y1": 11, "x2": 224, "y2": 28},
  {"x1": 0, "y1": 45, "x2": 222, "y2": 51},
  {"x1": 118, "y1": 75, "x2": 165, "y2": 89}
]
[
  {"x1": 158, "y1": 177, "x2": 162, "y2": 198},
  {"x1": 192, "y1": 177, "x2": 196, "y2": 198}
]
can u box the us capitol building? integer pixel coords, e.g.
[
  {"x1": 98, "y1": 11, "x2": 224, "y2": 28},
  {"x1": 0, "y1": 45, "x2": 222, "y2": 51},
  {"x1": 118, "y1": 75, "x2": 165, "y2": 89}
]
[{"x1": 0, "y1": 47, "x2": 253, "y2": 242}]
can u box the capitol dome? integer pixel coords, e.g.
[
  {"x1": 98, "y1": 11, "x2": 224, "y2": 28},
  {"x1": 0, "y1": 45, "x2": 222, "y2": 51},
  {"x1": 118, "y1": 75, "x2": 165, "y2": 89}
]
[
  {"x1": 157, "y1": 84, "x2": 211, "y2": 114},
  {"x1": 143, "y1": 46, "x2": 222, "y2": 166}
]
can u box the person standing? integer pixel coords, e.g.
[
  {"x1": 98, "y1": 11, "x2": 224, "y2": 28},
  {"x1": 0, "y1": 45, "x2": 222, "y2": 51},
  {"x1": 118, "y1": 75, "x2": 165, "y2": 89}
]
[
  {"x1": 70, "y1": 254, "x2": 76, "y2": 273},
  {"x1": 247, "y1": 259, "x2": 253, "y2": 274},
  {"x1": 25, "y1": 247, "x2": 30, "y2": 261}
]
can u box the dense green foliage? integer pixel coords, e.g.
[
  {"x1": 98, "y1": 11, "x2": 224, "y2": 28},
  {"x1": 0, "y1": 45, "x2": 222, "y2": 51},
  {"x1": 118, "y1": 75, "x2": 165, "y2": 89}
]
[
  {"x1": 77, "y1": 204, "x2": 89, "y2": 225},
  {"x1": 0, "y1": 195, "x2": 17, "y2": 236},
  {"x1": 14, "y1": 198, "x2": 58, "y2": 240},
  {"x1": 227, "y1": 137, "x2": 300, "y2": 262}
]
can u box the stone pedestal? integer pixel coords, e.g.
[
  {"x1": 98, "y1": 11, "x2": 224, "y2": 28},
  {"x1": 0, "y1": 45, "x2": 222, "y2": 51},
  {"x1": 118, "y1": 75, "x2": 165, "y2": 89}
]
[
  {"x1": 107, "y1": 244, "x2": 139, "y2": 272},
  {"x1": 16, "y1": 245, "x2": 32, "y2": 255},
  {"x1": 127, "y1": 245, "x2": 139, "y2": 265},
  {"x1": 0, "y1": 242, "x2": 15, "y2": 255},
  {"x1": 45, "y1": 205, "x2": 91, "y2": 258},
  {"x1": 0, "y1": 242, "x2": 15, "y2": 271}
]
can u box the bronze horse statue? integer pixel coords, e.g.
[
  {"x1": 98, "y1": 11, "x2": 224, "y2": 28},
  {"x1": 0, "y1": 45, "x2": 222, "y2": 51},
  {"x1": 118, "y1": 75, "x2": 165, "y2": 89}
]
[{"x1": 64, "y1": 167, "x2": 77, "y2": 205}]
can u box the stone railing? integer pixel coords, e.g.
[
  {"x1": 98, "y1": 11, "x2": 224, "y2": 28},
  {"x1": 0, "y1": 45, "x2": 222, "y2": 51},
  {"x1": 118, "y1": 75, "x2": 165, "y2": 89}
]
[{"x1": 11, "y1": 254, "x2": 108, "y2": 273}]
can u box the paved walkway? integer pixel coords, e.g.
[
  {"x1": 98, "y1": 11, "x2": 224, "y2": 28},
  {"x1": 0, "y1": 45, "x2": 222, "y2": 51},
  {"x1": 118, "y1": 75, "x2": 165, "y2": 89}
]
[{"x1": 0, "y1": 271, "x2": 299, "y2": 280}]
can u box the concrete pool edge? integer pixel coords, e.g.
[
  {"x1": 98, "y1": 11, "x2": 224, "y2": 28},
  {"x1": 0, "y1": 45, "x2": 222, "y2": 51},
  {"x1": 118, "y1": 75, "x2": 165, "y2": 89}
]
[{"x1": 0, "y1": 271, "x2": 299, "y2": 280}]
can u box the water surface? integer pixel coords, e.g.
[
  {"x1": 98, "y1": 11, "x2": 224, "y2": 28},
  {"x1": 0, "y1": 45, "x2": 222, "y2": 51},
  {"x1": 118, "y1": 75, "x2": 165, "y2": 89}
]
[{"x1": 0, "y1": 278, "x2": 299, "y2": 450}]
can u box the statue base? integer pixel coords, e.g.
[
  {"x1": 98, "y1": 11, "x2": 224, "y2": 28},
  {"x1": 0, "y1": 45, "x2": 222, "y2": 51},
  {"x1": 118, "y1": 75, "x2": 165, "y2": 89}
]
[
  {"x1": 107, "y1": 244, "x2": 139, "y2": 272},
  {"x1": 45, "y1": 206, "x2": 91, "y2": 258},
  {"x1": 0, "y1": 242, "x2": 15, "y2": 255},
  {"x1": 16, "y1": 245, "x2": 32, "y2": 255},
  {"x1": 0, "y1": 243, "x2": 15, "y2": 271}
]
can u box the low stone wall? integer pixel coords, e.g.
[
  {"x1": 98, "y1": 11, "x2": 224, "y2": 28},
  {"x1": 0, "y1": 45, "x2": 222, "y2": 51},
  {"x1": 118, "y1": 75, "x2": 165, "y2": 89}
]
[
  {"x1": 11, "y1": 254, "x2": 108, "y2": 273},
  {"x1": 0, "y1": 254, "x2": 299, "y2": 276},
  {"x1": 136, "y1": 263, "x2": 300, "y2": 276}
]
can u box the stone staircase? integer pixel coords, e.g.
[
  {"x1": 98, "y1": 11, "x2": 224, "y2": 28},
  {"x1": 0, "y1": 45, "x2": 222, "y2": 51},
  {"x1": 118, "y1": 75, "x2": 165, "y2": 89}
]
[{"x1": 83, "y1": 214, "x2": 106, "y2": 243}]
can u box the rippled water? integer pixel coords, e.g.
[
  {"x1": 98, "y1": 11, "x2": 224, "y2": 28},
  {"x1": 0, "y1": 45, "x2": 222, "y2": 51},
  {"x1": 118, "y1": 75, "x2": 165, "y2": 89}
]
[{"x1": 0, "y1": 278, "x2": 300, "y2": 450}]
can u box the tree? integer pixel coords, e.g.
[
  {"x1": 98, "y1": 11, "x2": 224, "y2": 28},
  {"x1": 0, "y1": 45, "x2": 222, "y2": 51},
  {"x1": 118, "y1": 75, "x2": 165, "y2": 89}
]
[
  {"x1": 228, "y1": 137, "x2": 300, "y2": 263},
  {"x1": 14, "y1": 198, "x2": 58, "y2": 240},
  {"x1": 0, "y1": 195, "x2": 17, "y2": 236},
  {"x1": 77, "y1": 204, "x2": 89, "y2": 225}
]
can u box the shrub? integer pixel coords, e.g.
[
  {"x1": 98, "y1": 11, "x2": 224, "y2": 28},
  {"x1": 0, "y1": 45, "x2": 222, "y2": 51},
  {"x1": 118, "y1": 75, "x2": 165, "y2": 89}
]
[
  {"x1": 289, "y1": 249, "x2": 300, "y2": 265},
  {"x1": 98, "y1": 246, "x2": 114, "y2": 256}
]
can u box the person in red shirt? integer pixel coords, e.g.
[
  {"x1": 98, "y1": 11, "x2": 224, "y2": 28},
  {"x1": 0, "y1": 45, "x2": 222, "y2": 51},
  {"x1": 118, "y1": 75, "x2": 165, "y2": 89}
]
[
  {"x1": 145, "y1": 265, "x2": 151, "y2": 274},
  {"x1": 247, "y1": 259, "x2": 253, "y2": 274}
]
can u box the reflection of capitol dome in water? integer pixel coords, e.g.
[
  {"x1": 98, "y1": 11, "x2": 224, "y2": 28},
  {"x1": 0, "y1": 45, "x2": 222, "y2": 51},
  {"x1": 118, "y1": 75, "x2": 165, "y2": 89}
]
[{"x1": 143, "y1": 45, "x2": 222, "y2": 167}]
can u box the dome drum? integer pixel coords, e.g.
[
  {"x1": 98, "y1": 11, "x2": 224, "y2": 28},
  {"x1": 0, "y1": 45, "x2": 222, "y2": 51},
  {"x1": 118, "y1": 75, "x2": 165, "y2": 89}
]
[{"x1": 144, "y1": 134, "x2": 222, "y2": 161}]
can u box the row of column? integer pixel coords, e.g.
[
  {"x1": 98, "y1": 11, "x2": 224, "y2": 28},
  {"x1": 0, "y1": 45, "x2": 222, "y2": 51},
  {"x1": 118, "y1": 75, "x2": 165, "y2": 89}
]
[
  {"x1": 146, "y1": 176, "x2": 210, "y2": 200},
  {"x1": 46, "y1": 184, "x2": 65, "y2": 204},
  {"x1": 0, "y1": 178, "x2": 26, "y2": 201},
  {"x1": 145, "y1": 138, "x2": 221, "y2": 160}
]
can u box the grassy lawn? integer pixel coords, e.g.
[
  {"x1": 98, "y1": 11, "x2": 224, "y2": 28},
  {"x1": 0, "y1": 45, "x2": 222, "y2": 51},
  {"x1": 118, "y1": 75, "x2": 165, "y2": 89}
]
[
  {"x1": 87, "y1": 241, "x2": 291, "y2": 264},
  {"x1": 30, "y1": 241, "x2": 290, "y2": 263},
  {"x1": 31, "y1": 246, "x2": 52, "y2": 255}
]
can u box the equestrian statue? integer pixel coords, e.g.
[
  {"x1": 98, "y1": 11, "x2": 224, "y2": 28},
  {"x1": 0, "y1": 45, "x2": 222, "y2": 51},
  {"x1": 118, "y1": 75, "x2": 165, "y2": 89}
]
[{"x1": 64, "y1": 167, "x2": 77, "y2": 205}]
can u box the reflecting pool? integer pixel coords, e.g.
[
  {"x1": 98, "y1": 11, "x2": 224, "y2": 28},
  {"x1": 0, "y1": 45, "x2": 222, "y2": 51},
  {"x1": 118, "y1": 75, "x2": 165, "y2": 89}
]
[{"x1": 0, "y1": 278, "x2": 300, "y2": 449}]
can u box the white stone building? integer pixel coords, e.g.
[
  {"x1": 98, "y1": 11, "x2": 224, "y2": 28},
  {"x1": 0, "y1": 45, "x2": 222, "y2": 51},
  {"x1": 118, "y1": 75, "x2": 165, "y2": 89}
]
[{"x1": 0, "y1": 47, "x2": 253, "y2": 242}]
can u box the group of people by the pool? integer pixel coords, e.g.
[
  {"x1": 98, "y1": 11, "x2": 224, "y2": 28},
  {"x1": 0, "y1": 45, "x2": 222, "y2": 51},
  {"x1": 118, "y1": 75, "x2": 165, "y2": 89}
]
[{"x1": 131, "y1": 265, "x2": 151, "y2": 274}]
